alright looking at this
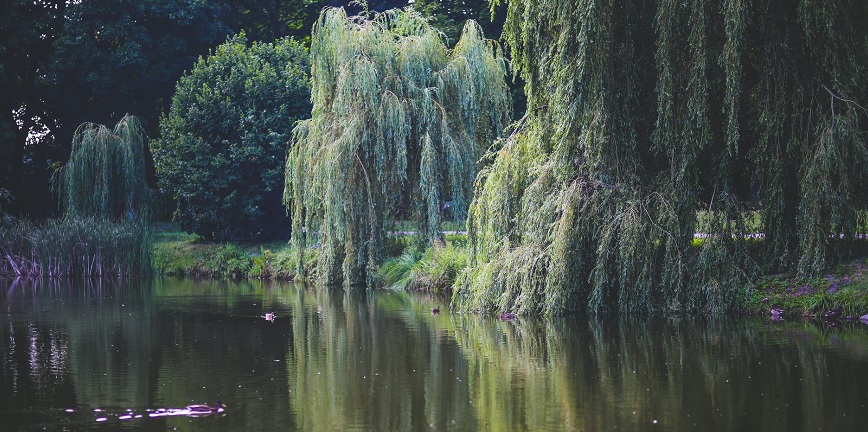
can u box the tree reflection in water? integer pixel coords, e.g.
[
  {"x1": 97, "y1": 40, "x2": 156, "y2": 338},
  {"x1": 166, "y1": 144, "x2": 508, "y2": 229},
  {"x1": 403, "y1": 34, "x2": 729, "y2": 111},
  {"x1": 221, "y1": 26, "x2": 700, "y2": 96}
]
[{"x1": 1, "y1": 278, "x2": 866, "y2": 431}]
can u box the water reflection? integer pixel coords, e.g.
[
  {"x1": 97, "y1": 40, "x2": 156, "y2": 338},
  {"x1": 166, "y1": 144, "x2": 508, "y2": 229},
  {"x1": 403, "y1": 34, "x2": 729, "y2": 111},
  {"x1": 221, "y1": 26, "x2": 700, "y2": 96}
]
[
  {"x1": 0, "y1": 278, "x2": 866, "y2": 431},
  {"x1": 285, "y1": 288, "x2": 477, "y2": 431},
  {"x1": 453, "y1": 317, "x2": 868, "y2": 431}
]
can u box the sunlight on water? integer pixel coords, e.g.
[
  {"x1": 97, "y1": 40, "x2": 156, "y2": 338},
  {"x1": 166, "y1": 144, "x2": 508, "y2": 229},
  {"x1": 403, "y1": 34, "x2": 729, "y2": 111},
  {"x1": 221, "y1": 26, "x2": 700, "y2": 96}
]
[{"x1": 0, "y1": 277, "x2": 867, "y2": 431}]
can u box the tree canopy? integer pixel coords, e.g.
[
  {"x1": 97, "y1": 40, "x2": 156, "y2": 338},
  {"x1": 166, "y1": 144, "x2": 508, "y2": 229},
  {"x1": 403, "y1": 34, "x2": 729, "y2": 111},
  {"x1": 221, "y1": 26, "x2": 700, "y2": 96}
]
[
  {"x1": 0, "y1": 0, "x2": 230, "y2": 218},
  {"x1": 454, "y1": 0, "x2": 868, "y2": 315},
  {"x1": 0, "y1": 0, "x2": 496, "y2": 219},
  {"x1": 153, "y1": 34, "x2": 311, "y2": 240},
  {"x1": 285, "y1": 7, "x2": 511, "y2": 286}
]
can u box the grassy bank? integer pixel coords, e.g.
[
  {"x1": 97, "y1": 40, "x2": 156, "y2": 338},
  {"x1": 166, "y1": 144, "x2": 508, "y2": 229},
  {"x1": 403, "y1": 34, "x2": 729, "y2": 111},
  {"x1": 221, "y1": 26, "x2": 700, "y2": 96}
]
[
  {"x1": 152, "y1": 228, "x2": 460, "y2": 283},
  {"x1": 153, "y1": 230, "x2": 317, "y2": 280},
  {"x1": 375, "y1": 234, "x2": 469, "y2": 293},
  {"x1": 744, "y1": 258, "x2": 868, "y2": 320},
  {"x1": 152, "y1": 228, "x2": 868, "y2": 319}
]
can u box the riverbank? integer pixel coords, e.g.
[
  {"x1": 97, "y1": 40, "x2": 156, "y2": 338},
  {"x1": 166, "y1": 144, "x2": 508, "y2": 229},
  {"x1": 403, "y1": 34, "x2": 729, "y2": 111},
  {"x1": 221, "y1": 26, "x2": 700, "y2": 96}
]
[
  {"x1": 153, "y1": 231, "x2": 314, "y2": 280},
  {"x1": 152, "y1": 226, "x2": 463, "y2": 284},
  {"x1": 153, "y1": 230, "x2": 868, "y2": 319},
  {"x1": 744, "y1": 258, "x2": 868, "y2": 321}
]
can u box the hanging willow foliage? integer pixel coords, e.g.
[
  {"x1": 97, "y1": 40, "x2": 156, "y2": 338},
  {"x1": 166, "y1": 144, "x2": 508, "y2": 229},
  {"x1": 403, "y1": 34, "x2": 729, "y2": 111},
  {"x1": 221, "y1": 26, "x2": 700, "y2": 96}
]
[
  {"x1": 53, "y1": 115, "x2": 151, "y2": 222},
  {"x1": 285, "y1": 7, "x2": 511, "y2": 287},
  {"x1": 21, "y1": 115, "x2": 156, "y2": 277},
  {"x1": 455, "y1": 0, "x2": 868, "y2": 315}
]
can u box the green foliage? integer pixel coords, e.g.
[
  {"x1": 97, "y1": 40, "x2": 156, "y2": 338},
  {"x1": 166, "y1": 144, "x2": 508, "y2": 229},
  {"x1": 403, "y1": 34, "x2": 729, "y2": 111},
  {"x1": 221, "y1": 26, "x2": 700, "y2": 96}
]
[
  {"x1": 747, "y1": 260, "x2": 868, "y2": 318},
  {"x1": 53, "y1": 115, "x2": 151, "y2": 222},
  {"x1": 0, "y1": 217, "x2": 152, "y2": 277},
  {"x1": 153, "y1": 230, "x2": 318, "y2": 280},
  {"x1": 212, "y1": 244, "x2": 252, "y2": 279},
  {"x1": 286, "y1": 7, "x2": 511, "y2": 287},
  {"x1": 1, "y1": 0, "x2": 416, "y2": 219},
  {"x1": 46, "y1": 0, "x2": 231, "y2": 162},
  {"x1": 224, "y1": 0, "x2": 409, "y2": 43},
  {"x1": 377, "y1": 241, "x2": 469, "y2": 292},
  {"x1": 2, "y1": 115, "x2": 155, "y2": 278},
  {"x1": 3, "y1": 0, "x2": 330, "y2": 219},
  {"x1": 410, "y1": 0, "x2": 504, "y2": 43},
  {"x1": 153, "y1": 34, "x2": 311, "y2": 240},
  {"x1": 456, "y1": 0, "x2": 868, "y2": 315},
  {"x1": 754, "y1": 2, "x2": 868, "y2": 276},
  {"x1": 0, "y1": 0, "x2": 67, "y2": 215}
]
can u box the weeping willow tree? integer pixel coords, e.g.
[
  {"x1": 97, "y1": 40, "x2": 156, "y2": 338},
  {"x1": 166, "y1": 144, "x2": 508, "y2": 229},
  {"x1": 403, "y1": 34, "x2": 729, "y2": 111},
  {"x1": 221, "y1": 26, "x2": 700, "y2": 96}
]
[
  {"x1": 454, "y1": 0, "x2": 868, "y2": 315},
  {"x1": 13, "y1": 114, "x2": 157, "y2": 277},
  {"x1": 53, "y1": 115, "x2": 151, "y2": 222},
  {"x1": 285, "y1": 7, "x2": 510, "y2": 287}
]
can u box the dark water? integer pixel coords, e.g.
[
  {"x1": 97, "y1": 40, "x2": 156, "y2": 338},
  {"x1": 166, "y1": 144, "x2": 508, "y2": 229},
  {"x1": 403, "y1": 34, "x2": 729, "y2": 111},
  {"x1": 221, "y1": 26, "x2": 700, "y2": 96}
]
[{"x1": 1, "y1": 278, "x2": 867, "y2": 431}]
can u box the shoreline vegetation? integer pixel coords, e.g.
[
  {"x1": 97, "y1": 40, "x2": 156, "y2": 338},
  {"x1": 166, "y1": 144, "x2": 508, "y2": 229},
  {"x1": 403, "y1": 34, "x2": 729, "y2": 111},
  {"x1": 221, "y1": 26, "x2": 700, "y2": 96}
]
[
  {"x1": 2, "y1": 220, "x2": 867, "y2": 320},
  {"x1": 149, "y1": 226, "x2": 868, "y2": 320},
  {"x1": 0, "y1": 217, "x2": 152, "y2": 278}
]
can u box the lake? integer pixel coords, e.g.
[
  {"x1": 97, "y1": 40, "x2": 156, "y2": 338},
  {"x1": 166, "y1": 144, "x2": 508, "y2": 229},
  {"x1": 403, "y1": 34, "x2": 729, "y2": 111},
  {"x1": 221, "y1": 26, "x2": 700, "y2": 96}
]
[{"x1": 1, "y1": 278, "x2": 866, "y2": 431}]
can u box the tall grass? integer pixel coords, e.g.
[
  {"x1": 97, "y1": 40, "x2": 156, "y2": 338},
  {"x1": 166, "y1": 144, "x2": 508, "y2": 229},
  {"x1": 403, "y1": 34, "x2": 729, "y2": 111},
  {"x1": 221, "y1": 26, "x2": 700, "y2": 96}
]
[
  {"x1": 0, "y1": 217, "x2": 152, "y2": 278},
  {"x1": 376, "y1": 242, "x2": 469, "y2": 293}
]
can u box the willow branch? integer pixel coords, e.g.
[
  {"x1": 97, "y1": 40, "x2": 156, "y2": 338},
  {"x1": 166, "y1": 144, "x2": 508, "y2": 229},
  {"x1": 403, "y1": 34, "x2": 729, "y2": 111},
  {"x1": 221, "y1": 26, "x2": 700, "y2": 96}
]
[{"x1": 822, "y1": 85, "x2": 868, "y2": 115}]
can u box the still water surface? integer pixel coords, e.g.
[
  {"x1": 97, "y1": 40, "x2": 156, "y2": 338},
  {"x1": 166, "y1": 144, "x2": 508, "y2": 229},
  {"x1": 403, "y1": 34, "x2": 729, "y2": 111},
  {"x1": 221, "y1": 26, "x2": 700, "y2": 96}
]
[{"x1": 1, "y1": 278, "x2": 867, "y2": 431}]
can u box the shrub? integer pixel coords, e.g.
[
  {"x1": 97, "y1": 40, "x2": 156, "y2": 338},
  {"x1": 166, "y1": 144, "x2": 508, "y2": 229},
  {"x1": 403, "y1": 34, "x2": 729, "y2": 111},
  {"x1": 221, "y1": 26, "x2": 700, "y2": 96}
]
[{"x1": 153, "y1": 34, "x2": 311, "y2": 240}]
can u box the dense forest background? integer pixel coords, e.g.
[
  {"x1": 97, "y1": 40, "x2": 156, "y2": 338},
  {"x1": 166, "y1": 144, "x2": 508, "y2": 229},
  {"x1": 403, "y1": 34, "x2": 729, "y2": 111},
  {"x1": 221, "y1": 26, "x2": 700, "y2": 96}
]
[{"x1": 0, "y1": 0, "x2": 503, "y2": 218}]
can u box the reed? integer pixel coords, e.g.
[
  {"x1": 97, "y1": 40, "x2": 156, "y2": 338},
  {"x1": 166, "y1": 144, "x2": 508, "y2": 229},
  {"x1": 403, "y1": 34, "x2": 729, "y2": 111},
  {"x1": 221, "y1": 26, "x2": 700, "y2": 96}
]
[{"x1": 0, "y1": 217, "x2": 152, "y2": 278}]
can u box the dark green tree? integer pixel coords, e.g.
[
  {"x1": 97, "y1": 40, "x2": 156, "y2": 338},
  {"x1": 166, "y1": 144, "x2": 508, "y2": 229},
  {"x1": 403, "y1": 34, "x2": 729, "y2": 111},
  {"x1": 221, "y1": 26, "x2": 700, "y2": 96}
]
[
  {"x1": 153, "y1": 34, "x2": 311, "y2": 240},
  {"x1": 223, "y1": 1, "x2": 413, "y2": 43},
  {"x1": 0, "y1": 0, "x2": 66, "y2": 216},
  {"x1": 454, "y1": 0, "x2": 868, "y2": 315},
  {"x1": 49, "y1": 0, "x2": 229, "y2": 142},
  {"x1": 2, "y1": 0, "x2": 231, "y2": 218},
  {"x1": 285, "y1": 8, "x2": 511, "y2": 286}
]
